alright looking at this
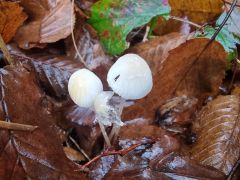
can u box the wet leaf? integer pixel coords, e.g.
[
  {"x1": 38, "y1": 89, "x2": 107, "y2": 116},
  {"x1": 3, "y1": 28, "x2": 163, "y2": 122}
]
[
  {"x1": 88, "y1": 0, "x2": 170, "y2": 55},
  {"x1": 96, "y1": 136, "x2": 180, "y2": 179},
  {"x1": 14, "y1": 0, "x2": 74, "y2": 49},
  {"x1": 13, "y1": 54, "x2": 84, "y2": 99},
  {"x1": 191, "y1": 95, "x2": 240, "y2": 175},
  {"x1": 0, "y1": 64, "x2": 86, "y2": 179},
  {"x1": 128, "y1": 32, "x2": 189, "y2": 74},
  {"x1": 150, "y1": 152, "x2": 226, "y2": 179},
  {"x1": 123, "y1": 38, "x2": 227, "y2": 121},
  {"x1": 0, "y1": 1, "x2": 27, "y2": 43}
]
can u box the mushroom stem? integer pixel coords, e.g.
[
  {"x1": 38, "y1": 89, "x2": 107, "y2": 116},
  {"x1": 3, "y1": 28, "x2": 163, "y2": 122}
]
[
  {"x1": 98, "y1": 121, "x2": 111, "y2": 147},
  {"x1": 109, "y1": 124, "x2": 120, "y2": 143}
]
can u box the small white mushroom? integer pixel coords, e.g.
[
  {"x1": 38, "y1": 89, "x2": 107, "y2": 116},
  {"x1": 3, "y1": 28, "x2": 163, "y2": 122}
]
[
  {"x1": 68, "y1": 69, "x2": 103, "y2": 108},
  {"x1": 107, "y1": 53, "x2": 153, "y2": 100}
]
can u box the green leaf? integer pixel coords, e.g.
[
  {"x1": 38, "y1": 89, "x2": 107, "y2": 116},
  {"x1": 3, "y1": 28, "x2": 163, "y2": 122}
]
[
  {"x1": 88, "y1": 0, "x2": 170, "y2": 55},
  {"x1": 195, "y1": 26, "x2": 238, "y2": 61}
]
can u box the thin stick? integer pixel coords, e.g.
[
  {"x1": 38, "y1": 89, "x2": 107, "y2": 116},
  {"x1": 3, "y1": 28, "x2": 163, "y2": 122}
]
[
  {"x1": 69, "y1": 136, "x2": 91, "y2": 161},
  {"x1": 71, "y1": 0, "x2": 87, "y2": 67},
  {"x1": 98, "y1": 122, "x2": 111, "y2": 147},
  {"x1": 0, "y1": 121, "x2": 38, "y2": 131},
  {"x1": 170, "y1": 16, "x2": 202, "y2": 29},
  {"x1": 224, "y1": 0, "x2": 240, "y2": 7},
  {"x1": 0, "y1": 34, "x2": 14, "y2": 65}
]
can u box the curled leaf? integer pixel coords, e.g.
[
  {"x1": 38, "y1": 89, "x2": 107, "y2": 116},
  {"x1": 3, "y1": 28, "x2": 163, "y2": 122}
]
[{"x1": 15, "y1": 0, "x2": 74, "y2": 48}]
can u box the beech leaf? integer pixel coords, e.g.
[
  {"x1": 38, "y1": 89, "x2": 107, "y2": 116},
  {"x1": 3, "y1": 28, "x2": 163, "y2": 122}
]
[
  {"x1": 191, "y1": 95, "x2": 240, "y2": 175},
  {"x1": 0, "y1": 1, "x2": 27, "y2": 43},
  {"x1": 0, "y1": 64, "x2": 86, "y2": 179},
  {"x1": 15, "y1": 0, "x2": 74, "y2": 49}
]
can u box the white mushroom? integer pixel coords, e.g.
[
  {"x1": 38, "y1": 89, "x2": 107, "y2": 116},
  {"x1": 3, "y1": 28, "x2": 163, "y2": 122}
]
[
  {"x1": 107, "y1": 53, "x2": 153, "y2": 100},
  {"x1": 93, "y1": 91, "x2": 125, "y2": 147},
  {"x1": 68, "y1": 68, "x2": 103, "y2": 108}
]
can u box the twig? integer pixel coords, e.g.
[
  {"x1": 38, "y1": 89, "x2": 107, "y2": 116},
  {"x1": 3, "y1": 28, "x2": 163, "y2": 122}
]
[
  {"x1": 227, "y1": 158, "x2": 240, "y2": 180},
  {"x1": 69, "y1": 136, "x2": 91, "y2": 161},
  {"x1": 71, "y1": 0, "x2": 87, "y2": 67},
  {"x1": 210, "y1": 0, "x2": 237, "y2": 42},
  {"x1": 0, "y1": 120, "x2": 38, "y2": 131},
  {"x1": 80, "y1": 143, "x2": 142, "y2": 170},
  {"x1": 170, "y1": 16, "x2": 202, "y2": 29},
  {"x1": 0, "y1": 34, "x2": 14, "y2": 65},
  {"x1": 224, "y1": 0, "x2": 240, "y2": 7}
]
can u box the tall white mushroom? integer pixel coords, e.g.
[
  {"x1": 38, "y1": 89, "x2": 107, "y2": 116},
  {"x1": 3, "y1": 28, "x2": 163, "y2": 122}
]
[
  {"x1": 68, "y1": 69, "x2": 118, "y2": 147},
  {"x1": 94, "y1": 53, "x2": 153, "y2": 145}
]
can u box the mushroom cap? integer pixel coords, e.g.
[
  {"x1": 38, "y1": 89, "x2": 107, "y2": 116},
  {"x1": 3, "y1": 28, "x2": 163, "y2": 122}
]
[
  {"x1": 107, "y1": 53, "x2": 153, "y2": 100},
  {"x1": 68, "y1": 69, "x2": 103, "y2": 108}
]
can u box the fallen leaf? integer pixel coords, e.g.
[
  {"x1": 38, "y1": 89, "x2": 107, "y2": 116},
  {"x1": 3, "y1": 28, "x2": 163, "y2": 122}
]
[
  {"x1": 191, "y1": 95, "x2": 240, "y2": 175},
  {"x1": 170, "y1": 0, "x2": 223, "y2": 23},
  {"x1": 14, "y1": 0, "x2": 74, "y2": 49},
  {"x1": 150, "y1": 152, "x2": 226, "y2": 179},
  {"x1": 127, "y1": 32, "x2": 189, "y2": 74},
  {"x1": 93, "y1": 136, "x2": 180, "y2": 179},
  {"x1": 0, "y1": 63, "x2": 86, "y2": 179},
  {"x1": 12, "y1": 54, "x2": 84, "y2": 99},
  {"x1": 88, "y1": 0, "x2": 170, "y2": 55},
  {"x1": 122, "y1": 38, "x2": 227, "y2": 121},
  {"x1": 0, "y1": 1, "x2": 27, "y2": 43}
]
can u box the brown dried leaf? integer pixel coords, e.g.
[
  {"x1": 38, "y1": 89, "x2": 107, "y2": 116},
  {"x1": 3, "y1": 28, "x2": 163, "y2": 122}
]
[
  {"x1": 170, "y1": 0, "x2": 223, "y2": 23},
  {"x1": 191, "y1": 95, "x2": 240, "y2": 175},
  {"x1": 128, "y1": 32, "x2": 188, "y2": 74},
  {"x1": 0, "y1": 64, "x2": 86, "y2": 179},
  {"x1": 149, "y1": 152, "x2": 226, "y2": 179},
  {"x1": 123, "y1": 38, "x2": 227, "y2": 121},
  {"x1": 15, "y1": 0, "x2": 74, "y2": 48},
  {"x1": 0, "y1": 1, "x2": 27, "y2": 43}
]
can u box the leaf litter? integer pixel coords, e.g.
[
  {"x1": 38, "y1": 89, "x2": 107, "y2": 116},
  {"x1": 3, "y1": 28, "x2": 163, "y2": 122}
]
[{"x1": 0, "y1": 0, "x2": 240, "y2": 179}]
